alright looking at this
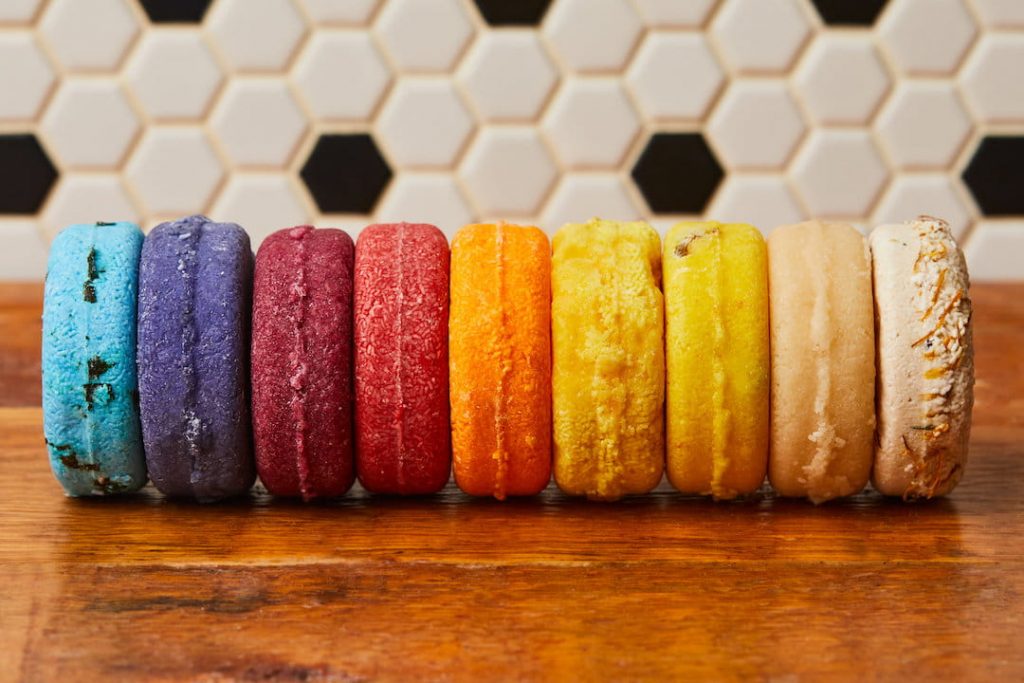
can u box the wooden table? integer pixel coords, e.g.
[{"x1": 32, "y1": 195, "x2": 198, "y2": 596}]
[{"x1": 1, "y1": 282, "x2": 1022, "y2": 682}]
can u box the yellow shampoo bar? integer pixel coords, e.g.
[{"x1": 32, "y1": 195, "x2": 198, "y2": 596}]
[
  {"x1": 663, "y1": 222, "x2": 769, "y2": 498},
  {"x1": 551, "y1": 219, "x2": 665, "y2": 500}
]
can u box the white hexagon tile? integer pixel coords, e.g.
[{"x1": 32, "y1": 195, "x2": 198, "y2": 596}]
[
  {"x1": 0, "y1": 0, "x2": 1022, "y2": 281},
  {"x1": 374, "y1": 174, "x2": 475, "y2": 236},
  {"x1": 542, "y1": 78, "x2": 640, "y2": 169},
  {"x1": 964, "y1": 221, "x2": 1024, "y2": 280},
  {"x1": 711, "y1": 0, "x2": 811, "y2": 75},
  {"x1": 209, "y1": 79, "x2": 308, "y2": 168},
  {"x1": 125, "y1": 127, "x2": 224, "y2": 217},
  {"x1": 633, "y1": 0, "x2": 718, "y2": 28},
  {"x1": 210, "y1": 174, "x2": 311, "y2": 245},
  {"x1": 873, "y1": 174, "x2": 973, "y2": 238},
  {"x1": 40, "y1": 80, "x2": 140, "y2": 169},
  {"x1": 0, "y1": 32, "x2": 54, "y2": 121},
  {"x1": 707, "y1": 80, "x2": 805, "y2": 170},
  {"x1": 206, "y1": 0, "x2": 307, "y2": 72},
  {"x1": 971, "y1": 0, "x2": 1024, "y2": 28},
  {"x1": 541, "y1": 174, "x2": 642, "y2": 229},
  {"x1": 458, "y1": 31, "x2": 558, "y2": 122},
  {"x1": 0, "y1": 0, "x2": 46, "y2": 25},
  {"x1": 707, "y1": 175, "x2": 806, "y2": 231},
  {"x1": 124, "y1": 30, "x2": 223, "y2": 121},
  {"x1": 959, "y1": 33, "x2": 1024, "y2": 123},
  {"x1": 376, "y1": 79, "x2": 474, "y2": 168},
  {"x1": 375, "y1": 0, "x2": 473, "y2": 72},
  {"x1": 878, "y1": 0, "x2": 977, "y2": 76},
  {"x1": 41, "y1": 175, "x2": 140, "y2": 239},
  {"x1": 794, "y1": 34, "x2": 891, "y2": 125},
  {"x1": 292, "y1": 31, "x2": 391, "y2": 121},
  {"x1": 459, "y1": 127, "x2": 557, "y2": 218},
  {"x1": 0, "y1": 220, "x2": 48, "y2": 278},
  {"x1": 299, "y1": 0, "x2": 381, "y2": 25},
  {"x1": 39, "y1": 0, "x2": 139, "y2": 72},
  {"x1": 790, "y1": 129, "x2": 890, "y2": 218},
  {"x1": 626, "y1": 32, "x2": 724, "y2": 121},
  {"x1": 543, "y1": 0, "x2": 643, "y2": 73},
  {"x1": 876, "y1": 82, "x2": 972, "y2": 170}
]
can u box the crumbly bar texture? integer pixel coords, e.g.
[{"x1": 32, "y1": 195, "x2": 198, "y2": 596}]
[
  {"x1": 137, "y1": 215, "x2": 255, "y2": 502},
  {"x1": 551, "y1": 219, "x2": 665, "y2": 501},
  {"x1": 449, "y1": 223, "x2": 552, "y2": 499},
  {"x1": 664, "y1": 222, "x2": 769, "y2": 499},
  {"x1": 871, "y1": 217, "x2": 974, "y2": 499},
  {"x1": 354, "y1": 223, "x2": 451, "y2": 495},
  {"x1": 251, "y1": 226, "x2": 355, "y2": 500},
  {"x1": 42, "y1": 222, "x2": 146, "y2": 496},
  {"x1": 768, "y1": 221, "x2": 876, "y2": 503}
]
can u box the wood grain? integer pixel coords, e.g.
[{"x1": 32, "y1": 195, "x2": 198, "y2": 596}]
[
  {"x1": 1, "y1": 283, "x2": 1022, "y2": 682},
  {"x1": 0, "y1": 283, "x2": 41, "y2": 408}
]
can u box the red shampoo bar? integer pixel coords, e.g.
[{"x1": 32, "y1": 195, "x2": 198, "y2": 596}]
[
  {"x1": 354, "y1": 223, "x2": 451, "y2": 494},
  {"x1": 251, "y1": 226, "x2": 355, "y2": 500}
]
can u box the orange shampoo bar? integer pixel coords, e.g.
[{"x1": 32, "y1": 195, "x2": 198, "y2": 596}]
[{"x1": 449, "y1": 223, "x2": 552, "y2": 498}]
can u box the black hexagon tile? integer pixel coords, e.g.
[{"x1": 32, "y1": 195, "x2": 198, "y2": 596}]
[
  {"x1": 0, "y1": 135, "x2": 58, "y2": 214},
  {"x1": 631, "y1": 133, "x2": 724, "y2": 214},
  {"x1": 138, "y1": 0, "x2": 212, "y2": 22},
  {"x1": 300, "y1": 134, "x2": 392, "y2": 214},
  {"x1": 810, "y1": 0, "x2": 888, "y2": 26},
  {"x1": 963, "y1": 136, "x2": 1024, "y2": 216},
  {"x1": 473, "y1": 0, "x2": 551, "y2": 25}
]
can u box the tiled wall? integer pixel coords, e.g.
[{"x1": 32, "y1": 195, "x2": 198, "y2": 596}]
[{"x1": 1, "y1": 0, "x2": 1022, "y2": 280}]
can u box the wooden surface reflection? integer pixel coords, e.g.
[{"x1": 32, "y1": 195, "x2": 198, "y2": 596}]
[{"x1": 1, "y1": 283, "x2": 1022, "y2": 681}]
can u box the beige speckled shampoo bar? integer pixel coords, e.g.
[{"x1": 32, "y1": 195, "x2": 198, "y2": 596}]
[{"x1": 870, "y1": 217, "x2": 974, "y2": 499}]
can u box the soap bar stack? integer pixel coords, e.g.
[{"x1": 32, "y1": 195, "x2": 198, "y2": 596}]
[{"x1": 41, "y1": 215, "x2": 974, "y2": 504}]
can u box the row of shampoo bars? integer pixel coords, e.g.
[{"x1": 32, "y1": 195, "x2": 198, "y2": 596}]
[{"x1": 41, "y1": 216, "x2": 974, "y2": 505}]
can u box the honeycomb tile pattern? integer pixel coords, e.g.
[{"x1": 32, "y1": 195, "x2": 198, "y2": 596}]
[{"x1": 0, "y1": 0, "x2": 1020, "y2": 282}]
